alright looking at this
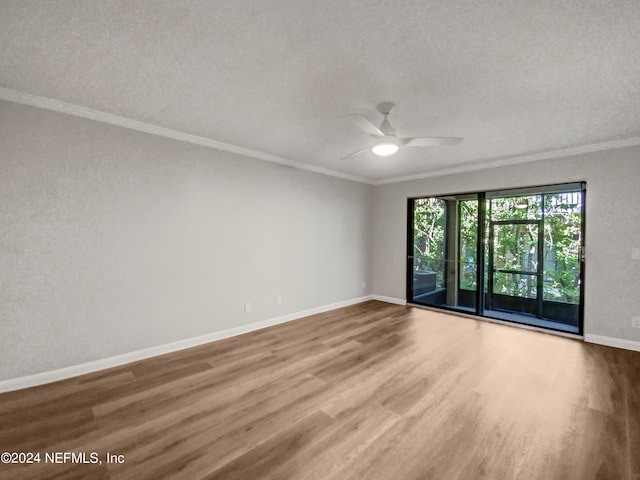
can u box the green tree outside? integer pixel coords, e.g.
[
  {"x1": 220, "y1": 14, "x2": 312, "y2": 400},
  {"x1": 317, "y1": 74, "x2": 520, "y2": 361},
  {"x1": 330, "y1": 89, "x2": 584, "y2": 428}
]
[{"x1": 413, "y1": 192, "x2": 582, "y2": 304}]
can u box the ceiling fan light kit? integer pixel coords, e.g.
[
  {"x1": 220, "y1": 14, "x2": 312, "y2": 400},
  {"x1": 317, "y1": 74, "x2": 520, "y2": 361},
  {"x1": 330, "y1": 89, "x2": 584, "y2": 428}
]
[
  {"x1": 342, "y1": 102, "x2": 463, "y2": 161},
  {"x1": 372, "y1": 142, "x2": 400, "y2": 156}
]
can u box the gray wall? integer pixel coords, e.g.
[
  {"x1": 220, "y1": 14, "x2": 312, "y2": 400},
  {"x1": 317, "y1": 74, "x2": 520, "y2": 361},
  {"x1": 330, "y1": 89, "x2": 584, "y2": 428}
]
[
  {"x1": 371, "y1": 146, "x2": 640, "y2": 341},
  {"x1": 2, "y1": 98, "x2": 639, "y2": 382},
  {"x1": 0, "y1": 101, "x2": 372, "y2": 380}
]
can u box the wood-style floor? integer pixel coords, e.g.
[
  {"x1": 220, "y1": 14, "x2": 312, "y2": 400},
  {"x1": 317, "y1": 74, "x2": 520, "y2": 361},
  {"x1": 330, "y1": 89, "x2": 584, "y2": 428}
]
[{"x1": 1, "y1": 301, "x2": 639, "y2": 480}]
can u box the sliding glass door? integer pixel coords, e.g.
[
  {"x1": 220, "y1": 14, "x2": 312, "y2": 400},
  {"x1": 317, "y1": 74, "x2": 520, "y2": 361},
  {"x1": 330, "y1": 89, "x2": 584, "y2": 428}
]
[
  {"x1": 408, "y1": 195, "x2": 480, "y2": 312},
  {"x1": 407, "y1": 183, "x2": 585, "y2": 334}
]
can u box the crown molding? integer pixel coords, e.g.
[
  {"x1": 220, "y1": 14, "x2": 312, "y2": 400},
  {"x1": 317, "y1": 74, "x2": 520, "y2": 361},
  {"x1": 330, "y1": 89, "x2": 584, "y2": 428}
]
[
  {"x1": 0, "y1": 87, "x2": 373, "y2": 185},
  {"x1": 372, "y1": 136, "x2": 640, "y2": 185},
  {"x1": 3, "y1": 87, "x2": 638, "y2": 187}
]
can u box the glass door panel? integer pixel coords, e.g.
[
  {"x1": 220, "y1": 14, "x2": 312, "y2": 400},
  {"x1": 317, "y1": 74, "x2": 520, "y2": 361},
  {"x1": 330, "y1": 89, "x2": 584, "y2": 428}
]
[
  {"x1": 409, "y1": 195, "x2": 480, "y2": 312},
  {"x1": 542, "y1": 192, "x2": 582, "y2": 304},
  {"x1": 488, "y1": 221, "x2": 542, "y2": 317},
  {"x1": 410, "y1": 198, "x2": 446, "y2": 306},
  {"x1": 458, "y1": 199, "x2": 479, "y2": 310},
  {"x1": 541, "y1": 191, "x2": 583, "y2": 324}
]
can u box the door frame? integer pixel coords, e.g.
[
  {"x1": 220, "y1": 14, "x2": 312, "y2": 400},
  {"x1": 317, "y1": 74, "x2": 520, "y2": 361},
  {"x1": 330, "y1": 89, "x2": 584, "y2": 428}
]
[{"x1": 406, "y1": 182, "x2": 585, "y2": 336}]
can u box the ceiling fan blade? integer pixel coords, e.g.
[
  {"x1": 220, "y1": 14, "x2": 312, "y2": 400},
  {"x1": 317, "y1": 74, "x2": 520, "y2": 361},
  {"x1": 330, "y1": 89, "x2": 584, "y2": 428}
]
[
  {"x1": 404, "y1": 137, "x2": 464, "y2": 147},
  {"x1": 340, "y1": 149, "x2": 368, "y2": 161},
  {"x1": 348, "y1": 114, "x2": 384, "y2": 137}
]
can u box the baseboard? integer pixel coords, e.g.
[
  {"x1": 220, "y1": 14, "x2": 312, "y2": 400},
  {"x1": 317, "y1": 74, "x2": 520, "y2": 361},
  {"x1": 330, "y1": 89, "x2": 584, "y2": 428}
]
[
  {"x1": 370, "y1": 295, "x2": 407, "y2": 306},
  {"x1": 584, "y1": 334, "x2": 640, "y2": 352},
  {"x1": 0, "y1": 295, "x2": 371, "y2": 393}
]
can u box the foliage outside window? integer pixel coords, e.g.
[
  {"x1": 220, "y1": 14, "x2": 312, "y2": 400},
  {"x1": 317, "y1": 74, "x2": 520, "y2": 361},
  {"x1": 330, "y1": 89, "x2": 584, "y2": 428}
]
[
  {"x1": 489, "y1": 195, "x2": 541, "y2": 299},
  {"x1": 412, "y1": 198, "x2": 446, "y2": 288},
  {"x1": 459, "y1": 200, "x2": 478, "y2": 290},
  {"x1": 422, "y1": 192, "x2": 582, "y2": 304},
  {"x1": 542, "y1": 193, "x2": 582, "y2": 303}
]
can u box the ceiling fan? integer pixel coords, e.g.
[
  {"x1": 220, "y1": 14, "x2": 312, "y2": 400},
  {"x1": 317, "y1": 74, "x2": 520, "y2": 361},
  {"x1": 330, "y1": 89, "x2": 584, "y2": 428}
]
[{"x1": 342, "y1": 102, "x2": 463, "y2": 160}]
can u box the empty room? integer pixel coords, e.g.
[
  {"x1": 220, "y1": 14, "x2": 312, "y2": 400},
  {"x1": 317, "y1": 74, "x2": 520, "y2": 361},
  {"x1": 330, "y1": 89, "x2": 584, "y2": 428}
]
[{"x1": 1, "y1": 1, "x2": 640, "y2": 479}]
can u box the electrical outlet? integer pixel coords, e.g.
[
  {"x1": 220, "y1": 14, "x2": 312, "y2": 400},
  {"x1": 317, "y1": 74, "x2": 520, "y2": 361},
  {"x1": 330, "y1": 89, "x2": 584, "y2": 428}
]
[
  {"x1": 244, "y1": 302, "x2": 252, "y2": 313},
  {"x1": 277, "y1": 295, "x2": 283, "y2": 305},
  {"x1": 362, "y1": 281, "x2": 366, "y2": 289},
  {"x1": 632, "y1": 317, "x2": 640, "y2": 328}
]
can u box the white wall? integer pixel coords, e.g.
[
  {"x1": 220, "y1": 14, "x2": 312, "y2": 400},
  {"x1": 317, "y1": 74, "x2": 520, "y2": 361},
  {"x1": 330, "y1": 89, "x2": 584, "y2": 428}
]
[
  {"x1": 0, "y1": 101, "x2": 372, "y2": 380},
  {"x1": 371, "y1": 146, "x2": 640, "y2": 342}
]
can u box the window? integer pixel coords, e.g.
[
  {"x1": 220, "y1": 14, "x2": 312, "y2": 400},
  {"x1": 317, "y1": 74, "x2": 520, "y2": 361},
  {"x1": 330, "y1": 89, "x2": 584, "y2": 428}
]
[{"x1": 408, "y1": 183, "x2": 585, "y2": 334}]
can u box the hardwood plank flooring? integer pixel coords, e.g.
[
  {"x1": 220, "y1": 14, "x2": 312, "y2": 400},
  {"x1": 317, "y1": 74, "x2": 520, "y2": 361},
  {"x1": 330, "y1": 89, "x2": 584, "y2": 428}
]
[{"x1": 1, "y1": 300, "x2": 639, "y2": 479}]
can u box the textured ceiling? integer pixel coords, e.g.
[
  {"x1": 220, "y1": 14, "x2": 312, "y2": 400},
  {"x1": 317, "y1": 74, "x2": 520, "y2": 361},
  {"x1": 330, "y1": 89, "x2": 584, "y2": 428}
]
[{"x1": 1, "y1": 0, "x2": 639, "y2": 181}]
